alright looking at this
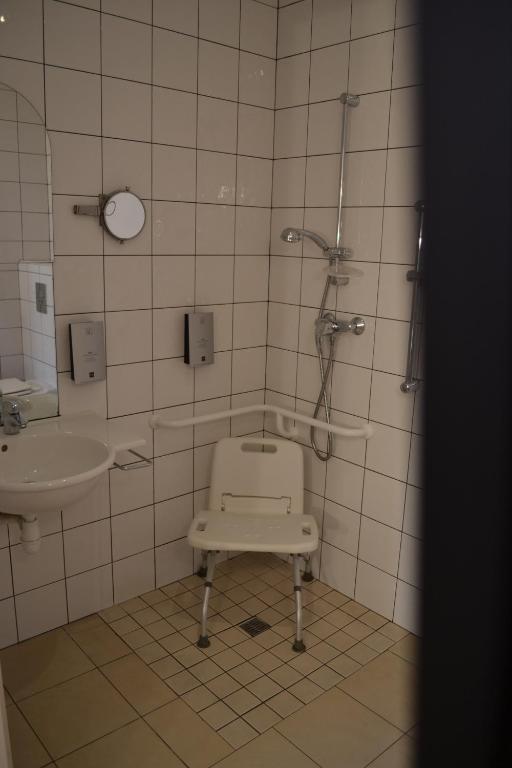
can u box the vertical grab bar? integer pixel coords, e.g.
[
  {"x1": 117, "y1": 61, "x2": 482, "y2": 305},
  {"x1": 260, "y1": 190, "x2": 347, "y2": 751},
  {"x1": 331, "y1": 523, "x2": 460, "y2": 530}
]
[
  {"x1": 336, "y1": 93, "x2": 360, "y2": 251},
  {"x1": 401, "y1": 200, "x2": 425, "y2": 393}
]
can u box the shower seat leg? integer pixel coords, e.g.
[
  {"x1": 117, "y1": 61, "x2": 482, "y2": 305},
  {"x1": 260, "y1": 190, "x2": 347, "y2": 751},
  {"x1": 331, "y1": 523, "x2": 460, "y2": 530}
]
[
  {"x1": 197, "y1": 551, "x2": 216, "y2": 648},
  {"x1": 292, "y1": 554, "x2": 306, "y2": 652},
  {"x1": 302, "y1": 554, "x2": 314, "y2": 582},
  {"x1": 197, "y1": 550, "x2": 208, "y2": 578}
]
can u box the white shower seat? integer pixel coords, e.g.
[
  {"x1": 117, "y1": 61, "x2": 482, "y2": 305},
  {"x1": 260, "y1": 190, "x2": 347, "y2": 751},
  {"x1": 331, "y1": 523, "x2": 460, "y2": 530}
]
[{"x1": 188, "y1": 436, "x2": 319, "y2": 652}]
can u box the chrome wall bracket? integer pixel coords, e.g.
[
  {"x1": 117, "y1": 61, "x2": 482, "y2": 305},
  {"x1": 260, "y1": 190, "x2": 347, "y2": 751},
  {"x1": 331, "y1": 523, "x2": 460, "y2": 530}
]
[{"x1": 113, "y1": 448, "x2": 152, "y2": 471}]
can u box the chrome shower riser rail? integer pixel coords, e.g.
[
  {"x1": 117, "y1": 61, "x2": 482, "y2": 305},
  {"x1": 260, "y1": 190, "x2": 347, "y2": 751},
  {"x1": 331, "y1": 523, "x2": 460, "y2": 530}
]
[
  {"x1": 401, "y1": 200, "x2": 425, "y2": 393},
  {"x1": 150, "y1": 404, "x2": 373, "y2": 440},
  {"x1": 336, "y1": 93, "x2": 360, "y2": 249}
]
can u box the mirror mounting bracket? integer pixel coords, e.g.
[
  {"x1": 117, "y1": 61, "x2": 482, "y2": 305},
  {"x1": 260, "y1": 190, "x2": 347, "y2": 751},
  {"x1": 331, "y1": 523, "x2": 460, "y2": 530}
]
[{"x1": 73, "y1": 188, "x2": 145, "y2": 243}]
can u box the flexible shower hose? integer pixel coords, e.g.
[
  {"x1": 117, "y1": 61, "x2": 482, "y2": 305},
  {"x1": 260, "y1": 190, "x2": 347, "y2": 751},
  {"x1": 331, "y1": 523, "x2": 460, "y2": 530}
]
[{"x1": 310, "y1": 275, "x2": 336, "y2": 461}]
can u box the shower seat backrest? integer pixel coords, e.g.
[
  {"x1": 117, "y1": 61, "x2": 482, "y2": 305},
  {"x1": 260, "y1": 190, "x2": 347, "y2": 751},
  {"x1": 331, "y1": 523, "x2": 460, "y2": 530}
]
[{"x1": 208, "y1": 437, "x2": 304, "y2": 516}]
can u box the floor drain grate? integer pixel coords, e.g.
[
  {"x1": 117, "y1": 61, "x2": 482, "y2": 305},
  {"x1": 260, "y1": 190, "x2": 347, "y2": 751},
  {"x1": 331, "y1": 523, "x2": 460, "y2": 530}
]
[{"x1": 239, "y1": 617, "x2": 271, "y2": 637}]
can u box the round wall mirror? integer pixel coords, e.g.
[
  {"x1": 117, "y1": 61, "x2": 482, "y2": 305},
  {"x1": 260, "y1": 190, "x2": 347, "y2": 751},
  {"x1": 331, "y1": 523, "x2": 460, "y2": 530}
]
[{"x1": 102, "y1": 190, "x2": 146, "y2": 241}]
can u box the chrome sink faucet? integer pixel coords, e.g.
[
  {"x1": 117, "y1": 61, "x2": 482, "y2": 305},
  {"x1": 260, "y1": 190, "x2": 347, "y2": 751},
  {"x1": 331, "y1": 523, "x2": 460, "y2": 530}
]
[{"x1": 0, "y1": 393, "x2": 27, "y2": 435}]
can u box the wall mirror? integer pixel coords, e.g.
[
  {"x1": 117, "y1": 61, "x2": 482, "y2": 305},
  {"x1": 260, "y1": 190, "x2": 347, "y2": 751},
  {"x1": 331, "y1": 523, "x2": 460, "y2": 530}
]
[
  {"x1": 74, "y1": 189, "x2": 146, "y2": 242},
  {"x1": 0, "y1": 82, "x2": 58, "y2": 421}
]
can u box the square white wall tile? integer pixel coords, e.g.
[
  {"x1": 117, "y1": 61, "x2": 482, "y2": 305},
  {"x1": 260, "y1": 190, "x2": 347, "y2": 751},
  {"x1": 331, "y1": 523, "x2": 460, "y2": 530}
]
[
  {"x1": 153, "y1": 27, "x2": 198, "y2": 91},
  {"x1": 66, "y1": 565, "x2": 113, "y2": 622},
  {"x1": 266, "y1": 346, "x2": 297, "y2": 396},
  {"x1": 398, "y1": 533, "x2": 421, "y2": 588},
  {"x1": 394, "y1": 579, "x2": 421, "y2": 634},
  {"x1": 106, "y1": 310, "x2": 152, "y2": 365},
  {"x1": 322, "y1": 500, "x2": 360, "y2": 556},
  {"x1": 233, "y1": 303, "x2": 267, "y2": 349},
  {"x1": 156, "y1": 539, "x2": 194, "y2": 587},
  {"x1": 331, "y1": 362, "x2": 372, "y2": 419},
  {"x1": 101, "y1": 14, "x2": 151, "y2": 83},
  {"x1": 153, "y1": 87, "x2": 197, "y2": 148},
  {"x1": 153, "y1": 357, "x2": 194, "y2": 409},
  {"x1": 102, "y1": 77, "x2": 151, "y2": 142},
  {"x1": 275, "y1": 54, "x2": 310, "y2": 109},
  {"x1": 370, "y1": 370, "x2": 414, "y2": 431},
  {"x1": 359, "y1": 516, "x2": 401, "y2": 576},
  {"x1": 392, "y1": 25, "x2": 422, "y2": 88},
  {"x1": 240, "y1": 0, "x2": 277, "y2": 59},
  {"x1": 362, "y1": 470, "x2": 406, "y2": 531},
  {"x1": 238, "y1": 104, "x2": 274, "y2": 159},
  {"x1": 355, "y1": 561, "x2": 396, "y2": 620},
  {"x1": 232, "y1": 346, "x2": 266, "y2": 393},
  {"x1": 325, "y1": 457, "x2": 364, "y2": 512},
  {"x1": 310, "y1": 44, "x2": 348, "y2": 103},
  {"x1": 235, "y1": 256, "x2": 270, "y2": 302},
  {"x1": 16, "y1": 581, "x2": 68, "y2": 641},
  {"x1": 63, "y1": 520, "x2": 111, "y2": 578},
  {"x1": 278, "y1": 0, "x2": 312, "y2": 58},
  {"x1": 113, "y1": 549, "x2": 155, "y2": 603},
  {"x1": 351, "y1": 0, "x2": 395, "y2": 38},
  {"x1": 110, "y1": 463, "x2": 153, "y2": 516},
  {"x1": 198, "y1": 40, "x2": 239, "y2": 101},
  {"x1": 366, "y1": 422, "x2": 411, "y2": 482},
  {"x1": 154, "y1": 404, "x2": 193, "y2": 457},
  {"x1": 11, "y1": 533, "x2": 64, "y2": 595},
  {"x1": 199, "y1": 0, "x2": 240, "y2": 47},
  {"x1": 196, "y1": 205, "x2": 235, "y2": 255},
  {"x1": 403, "y1": 484, "x2": 422, "y2": 539},
  {"x1": 154, "y1": 449, "x2": 194, "y2": 503},
  {"x1": 311, "y1": 0, "x2": 350, "y2": 49},
  {"x1": 112, "y1": 506, "x2": 154, "y2": 561},
  {"x1": 104, "y1": 256, "x2": 151, "y2": 311},
  {"x1": 155, "y1": 495, "x2": 193, "y2": 547},
  {"x1": 0, "y1": 599, "x2": 18, "y2": 649},
  {"x1": 153, "y1": 0, "x2": 198, "y2": 35},
  {"x1": 239, "y1": 52, "x2": 275, "y2": 108},
  {"x1": 320, "y1": 542, "x2": 356, "y2": 597},
  {"x1": 235, "y1": 207, "x2": 271, "y2": 255},
  {"x1": 107, "y1": 361, "x2": 152, "y2": 417}
]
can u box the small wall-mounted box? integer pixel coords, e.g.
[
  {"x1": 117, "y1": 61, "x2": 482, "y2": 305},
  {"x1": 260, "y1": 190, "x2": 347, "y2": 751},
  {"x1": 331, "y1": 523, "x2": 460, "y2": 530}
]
[
  {"x1": 184, "y1": 312, "x2": 214, "y2": 366},
  {"x1": 69, "y1": 320, "x2": 106, "y2": 383}
]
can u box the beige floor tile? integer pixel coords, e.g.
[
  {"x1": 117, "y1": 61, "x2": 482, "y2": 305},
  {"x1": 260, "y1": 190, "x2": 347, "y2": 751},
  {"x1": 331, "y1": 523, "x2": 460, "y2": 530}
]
[
  {"x1": 19, "y1": 669, "x2": 137, "y2": 759},
  {"x1": 288, "y1": 653, "x2": 323, "y2": 676},
  {"x1": 341, "y1": 600, "x2": 368, "y2": 618},
  {"x1": 323, "y1": 590, "x2": 351, "y2": 608},
  {"x1": 167, "y1": 611, "x2": 197, "y2": 631},
  {"x1": 145, "y1": 699, "x2": 232, "y2": 768},
  {"x1": 229, "y1": 662, "x2": 262, "y2": 685},
  {"x1": 72, "y1": 624, "x2": 131, "y2": 665},
  {"x1": 161, "y1": 582, "x2": 188, "y2": 598},
  {"x1": 217, "y1": 628, "x2": 247, "y2": 647},
  {"x1": 160, "y1": 633, "x2": 189, "y2": 654},
  {"x1": 304, "y1": 581, "x2": 332, "y2": 598},
  {"x1": 99, "y1": 605, "x2": 126, "y2": 623},
  {"x1": 166, "y1": 670, "x2": 201, "y2": 695},
  {"x1": 307, "y1": 666, "x2": 343, "y2": 690},
  {"x1": 206, "y1": 673, "x2": 241, "y2": 698},
  {"x1": 276, "y1": 688, "x2": 401, "y2": 768},
  {"x1": 208, "y1": 649, "x2": 244, "y2": 672},
  {"x1": 102, "y1": 654, "x2": 175, "y2": 715},
  {"x1": 120, "y1": 597, "x2": 147, "y2": 614},
  {"x1": 110, "y1": 616, "x2": 139, "y2": 636},
  {"x1": 7, "y1": 705, "x2": 50, "y2": 768},
  {"x1": 288, "y1": 678, "x2": 324, "y2": 704},
  {"x1": 250, "y1": 651, "x2": 282, "y2": 674},
  {"x1": 346, "y1": 642, "x2": 380, "y2": 665},
  {"x1": 390, "y1": 634, "x2": 420, "y2": 665},
  {"x1": 221, "y1": 607, "x2": 251, "y2": 625},
  {"x1": 339, "y1": 652, "x2": 418, "y2": 731},
  {"x1": 182, "y1": 685, "x2": 218, "y2": 712},
  {"x1": 55, "y1": 718, "x2": 184, "y2": 768},
  {"x1": 214, "y1": 729, "x2": 318, "y2": 767},
  {"x1": 224, "y1": 688, "x2": 260, "y2": 716},
  {"x1": 307, "y1": 598, "x2": 334, "y2": 617},
  {"x1": 198, "y1": 636, "x2": 229, "y2": 657},
  {"x1": 236, "y1": 639, "x2": 263, "y2": 660},
  {"x1": 174, "y1": 591, "x2": 202, "y2": 609},
  {"x1": 266, "y1": 690, "x2": 302, "y2": 718},
  {"x1": 151, "y1": 655, "x2": 184, "y2": 680},
  {"x1": 141, "y1": 589, "x2": 167, "y2": 606},
  {"x1": 271, "y1": 642, "x2": 297, "y2": 663},
  {"x1": 367, "y1": 735, "x2": 416, "y2": 767},
  {"x1": 180, "y1": 575, "x2": 204, "y2": 590},
  {"x1": 267, "y1": 664, "x2": 302, "y2": 688},
  {"x1": 132, "y1": 607, "x2": 161, "y2": 626},
  {"x1": 359, "y1": 611, "x2": 388, "y2": 630},
  {"x1": 253, "y1": 630, "x2": 282, "y2": 649},
  {"x1": 242, "y1": 703, "x2": 281, "y2": 733},
  {"x1": 246, "y1": 676, "x2": 283, "y2": 702},
  {"x1": 191, "y1": 659, "x2": 224, "y2": 683},
  {"x1": 1, "y1": 630, "x2": 94, "y2": 702},
  {"x1": 308, "y1": 640, "x2": 339, "y2": 663},
  {"x1": 218, "y1": 718, "x2": 258, "y2": 749},
  {"x1": 363, "y1": 632, "x2": 396, "y2": 653},
  {"x1": 173, "y1": 645, "x2": 207, "y2": 668},
  {"x1": 344, "y1": 620, "x2": 375, "y2": 640},
  {"x1": 307, "y1": 618, "x2": 338, "y2": 639},
  {"x1": 325, "y1": 609, "x2": 355, "y2": 630},
  {"x1": 124, "y1": 628, "x2": 154, "y2": 650},
  {"x1": 201, "y1": 700, "x2": 238, "y2": 730},
  {"x1": 65, "y1": 616, "x2": 104, "y2": 636},
  {"x1": 328, "y1": 653, "x2": 362, "y2": 677},
  {"x1": 154, "y1": 599, "x2": 181, "y2": 618},
  {"x1": 136, "y1": 642, "x2": 168, "y2": 665},
  {"x1": 379, "y1": 623, "x2": 409, "y2": 641},
  {"x1": 146, "y1": 619, "x2": 175, "y2": 640},
  {"x1": 326, "y1": 629, "x2": 359, "y2": 653}
]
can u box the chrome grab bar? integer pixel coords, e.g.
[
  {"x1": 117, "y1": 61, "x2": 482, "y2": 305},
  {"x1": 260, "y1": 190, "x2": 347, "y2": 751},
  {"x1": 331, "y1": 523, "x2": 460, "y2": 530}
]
[{"x1": 401, "y1": 200, "x2": 425, "y2": 393}]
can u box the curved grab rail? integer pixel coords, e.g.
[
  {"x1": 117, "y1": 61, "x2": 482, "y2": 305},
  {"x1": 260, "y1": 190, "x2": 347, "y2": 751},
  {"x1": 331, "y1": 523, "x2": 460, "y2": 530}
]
[{"x1": 149, "y1": 404, "x2": 373, "y2": 440}]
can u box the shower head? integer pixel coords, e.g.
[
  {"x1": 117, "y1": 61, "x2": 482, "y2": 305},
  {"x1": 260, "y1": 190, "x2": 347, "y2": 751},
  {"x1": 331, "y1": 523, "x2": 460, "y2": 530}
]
[{"x1": 280, "y1": 228, "x2": 330, "y2": 253}]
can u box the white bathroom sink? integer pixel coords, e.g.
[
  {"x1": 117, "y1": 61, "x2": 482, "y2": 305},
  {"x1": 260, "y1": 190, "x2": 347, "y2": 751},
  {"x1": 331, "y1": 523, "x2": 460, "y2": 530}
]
[{"x1": 0, "y1": 432, "x2": 115, "y2": 515}]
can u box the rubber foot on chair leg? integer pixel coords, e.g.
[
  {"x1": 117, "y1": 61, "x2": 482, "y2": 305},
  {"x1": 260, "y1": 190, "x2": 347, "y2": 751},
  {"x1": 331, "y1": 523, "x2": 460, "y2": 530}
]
[
  {"x1": 292, "y1": 639, "x2": 306, "y2": 653},
  {"x1": 197, "y1": 566, "x2": 207, "y2": 578},
  {"x1": 302, "y1": 571, "x2": 314, "y2": 582},
  {"x1": 197, "y1": 635, "x2": 211, "y2": 648}
]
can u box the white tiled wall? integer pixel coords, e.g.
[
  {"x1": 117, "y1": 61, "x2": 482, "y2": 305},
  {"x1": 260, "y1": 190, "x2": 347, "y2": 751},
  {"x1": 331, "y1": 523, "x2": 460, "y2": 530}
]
[
  {"x1": 265, "y1": 0, "x2": 423, "y2": 633},
  {"x1": 0, "y1": 0, "x2": 422, "y2": 647},
  {"x1": 0, "y1": 0, "x2": 276, "y2": 647}
]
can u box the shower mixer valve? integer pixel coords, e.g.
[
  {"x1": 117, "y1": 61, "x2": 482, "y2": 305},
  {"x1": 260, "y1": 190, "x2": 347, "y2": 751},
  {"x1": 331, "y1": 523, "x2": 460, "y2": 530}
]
[{"x1": 315, "y1": 313, "x2": 365, "y2": 341}]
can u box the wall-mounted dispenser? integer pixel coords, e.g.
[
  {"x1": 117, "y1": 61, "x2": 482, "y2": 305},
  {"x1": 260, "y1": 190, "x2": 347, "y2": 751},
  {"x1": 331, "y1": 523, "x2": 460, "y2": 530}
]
[
  {"x1": 69, "y1": 320, "x2": 106, "y2": 383},
  {"x1": 184, "y1": 312, "x2": 214, "y2": 366}
]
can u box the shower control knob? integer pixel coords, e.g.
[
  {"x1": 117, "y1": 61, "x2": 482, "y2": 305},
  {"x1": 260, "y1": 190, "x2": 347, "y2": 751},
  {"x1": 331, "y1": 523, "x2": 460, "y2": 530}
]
[{"x1": 349, "y1": 317, "x2": 365, "y2": 335}]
